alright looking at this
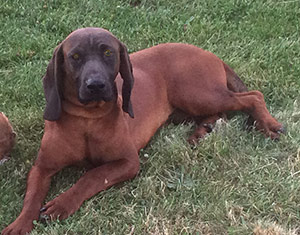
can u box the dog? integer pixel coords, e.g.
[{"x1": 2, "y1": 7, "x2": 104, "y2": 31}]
[
  {"x1": 2, "y1": 27, "x2": 284, "y2": 235},
  {"x1": 0, "y1": 112, "x2": 16, "y2": 165}
]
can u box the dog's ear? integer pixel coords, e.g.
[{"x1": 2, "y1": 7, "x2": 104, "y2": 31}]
[
  {"x1": 43, "y1": 44, "x2": 64, "y2": 121},
  {"x1": 119, "y1": 43, "x2": 134, "y2": 118}
]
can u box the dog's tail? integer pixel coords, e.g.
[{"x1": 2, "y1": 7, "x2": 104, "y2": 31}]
[{"x1": 223, "y1": 62, "x2": 248, "y2": 92}]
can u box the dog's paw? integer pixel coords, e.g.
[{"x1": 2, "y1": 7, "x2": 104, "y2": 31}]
[
  {"x1": 256, "y1": 118, "x2": 285, "y2": 140},
  {"x1": 188, "y1": 123, "x2": 214, "y2": 145},
  {"x1": 40, "y1": 195, "x2": 80, "y2": 221},
  {"x1": 267, "y1": 124, "x2": 285, "y2": 140},
  {"x1": 1, "y1": 217, "x2": 33, "y2": 235}
]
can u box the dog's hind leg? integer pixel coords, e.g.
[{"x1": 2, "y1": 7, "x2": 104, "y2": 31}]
[{"x1": 175, "y1": 88, "x2": 284, "y2": 140}]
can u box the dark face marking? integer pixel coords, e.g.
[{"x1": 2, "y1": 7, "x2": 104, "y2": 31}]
[
  {"x1": 64, "y1": 31, "x2": 121, "y2": 104},
  {"x1": 43, "y1": 27, "x2": 134, "y2": 120}
]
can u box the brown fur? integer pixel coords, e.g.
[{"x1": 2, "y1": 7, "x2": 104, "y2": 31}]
[
  {"x1": 0, "y1": 112, "x2": 15, "y2": 163},
  {"x1": 2, "y1": 28, "x2": 284, "y2": 235}
]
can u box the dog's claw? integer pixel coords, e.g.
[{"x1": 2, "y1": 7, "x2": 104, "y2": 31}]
[
  {"x1": 40, "y1": 207, "x2": 46, "y2": 212},
  {"x1": 277, "y1": 126, "x2": 286, "y2": 134},
  {"x1": 0, "y1": 157, "x2": 9, "y2": 165},
  {"x1": 203, "y1": 123, "x2": 213, "y2": 132}
]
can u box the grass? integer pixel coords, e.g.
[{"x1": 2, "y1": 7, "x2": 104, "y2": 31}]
[{"x1": 0, "y1": 0, "x2": 300, "y2": 234}]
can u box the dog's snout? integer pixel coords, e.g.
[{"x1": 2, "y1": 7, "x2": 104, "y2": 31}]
[
  {"x1": 86, "y1": 79, "x2": 106, "y2": 92},
  {"x1": 79, "y1": 72, "x2": 113, "y2": 103}
]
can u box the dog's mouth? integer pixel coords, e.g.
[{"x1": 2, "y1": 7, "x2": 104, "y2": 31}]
[{"x1": 78, "y1": 94, "x2": 113, "y2": 105}]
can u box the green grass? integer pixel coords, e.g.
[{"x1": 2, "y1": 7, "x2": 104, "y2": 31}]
[{"x1": 1, "y1": 0, "x2": 300, "y2": 234}]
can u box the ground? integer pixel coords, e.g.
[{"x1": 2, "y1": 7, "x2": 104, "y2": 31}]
[{"x1": 0, "y1": 0, "x2": 300, "y2": 234}]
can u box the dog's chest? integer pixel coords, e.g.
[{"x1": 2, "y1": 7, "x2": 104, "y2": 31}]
[{"x1": 82, "y1": 119, "x2": 126, "y2": 165}]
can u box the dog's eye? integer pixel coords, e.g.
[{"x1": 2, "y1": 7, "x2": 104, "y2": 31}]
[
  {"x1": 72, "y1": 53, "x2": 80, "y2": 60},
  {"x1": 104, "y1": 49, "x2": 111, "y2": 57}
]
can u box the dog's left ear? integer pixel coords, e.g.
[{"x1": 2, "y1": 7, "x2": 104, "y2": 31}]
[{"x1": 119, "y1": 43, "x2": 134, "y2": 118}]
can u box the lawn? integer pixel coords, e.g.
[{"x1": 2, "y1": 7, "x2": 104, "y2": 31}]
[{"x1": 0, "y1": 0, "x2": 300, "y2": 234}]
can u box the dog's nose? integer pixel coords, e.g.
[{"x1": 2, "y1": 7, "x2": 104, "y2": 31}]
[{"x1": 86, "y1": 79, "x2": 106, "y2": 92}]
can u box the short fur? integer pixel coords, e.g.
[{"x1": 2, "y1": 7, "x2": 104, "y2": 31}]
[{"x1": 0, "y1": 112, "x2": 15, "y2": 163}]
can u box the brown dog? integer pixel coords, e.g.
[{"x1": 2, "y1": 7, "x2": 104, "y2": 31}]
[
  {"x1": 2, "y1": 27, "x2": 284, "y2": 235},
  {"x1": 0, "y1": 112, "x2": 15, "y2": 164}
]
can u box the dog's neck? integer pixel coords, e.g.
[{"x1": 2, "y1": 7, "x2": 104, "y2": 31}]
[{"x1": 62, "y1": 98, "x2": 120, "y2": 119}]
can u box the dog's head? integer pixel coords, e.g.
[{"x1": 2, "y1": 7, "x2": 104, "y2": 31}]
[{"x1": 43, "y1": 27, "x2": 134, "y2": 121}]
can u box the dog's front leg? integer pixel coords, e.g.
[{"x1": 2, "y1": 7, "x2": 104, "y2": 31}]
[
  {"x1": 40, "y1": 152, "x2": 140, "y2": 221},
  {"x1": 2, "y1": 161, "x2": 59, "y2": 235}
]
